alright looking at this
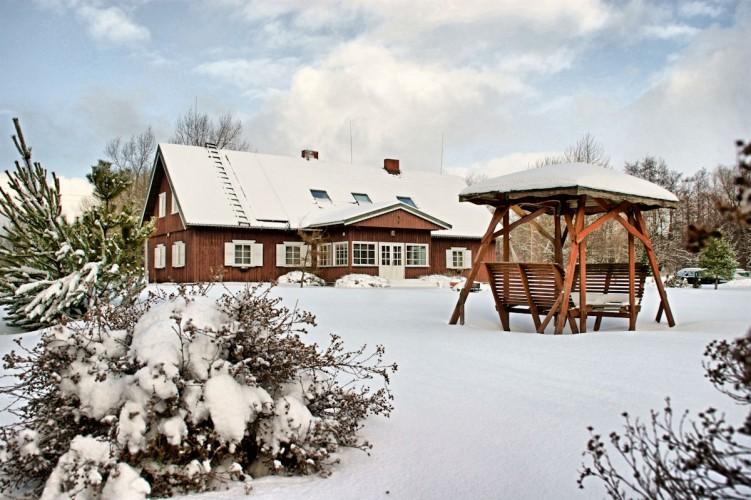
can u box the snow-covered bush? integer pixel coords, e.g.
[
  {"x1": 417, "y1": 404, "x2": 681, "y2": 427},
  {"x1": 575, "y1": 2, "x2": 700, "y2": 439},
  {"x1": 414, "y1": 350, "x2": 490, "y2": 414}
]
[
  {"x1": 664, "y1": 275, "x2": 690, "y2": 288},
  {"x1": 277, "y1": 271, "x2": 325, "y2": 287},
  {"x1": 0, "y1": 285, "x2": 396, "y2": 498},
  {"x1": 334, "y1": 274, "x2": 390, "y2": 288},
  {"x1": 419, "y1": 274, "x2": 466, "y2": 289}
]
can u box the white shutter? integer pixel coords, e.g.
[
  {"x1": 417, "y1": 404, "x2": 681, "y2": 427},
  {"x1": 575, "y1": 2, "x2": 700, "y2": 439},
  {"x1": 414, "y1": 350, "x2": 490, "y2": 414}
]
[
  {"x1": 155, "y1": 245, "x2": 165, "y2": 269},
  {"x1": 276, "y1": 244, "x2": 286, "y2": 267},
  {"x1": 224, "y1": 242, "x2": 235, "y2": 266},
  {"x1": 158, "y1": 193, "x2": 166, "y2": 218},
  {"x1": 172, "y1": 241, "x2": 185, "y2": 268},
  {"x1": 171, "y1": 192, "x2": 179, "y2": 215},
  {"x1": 445, "y1": 249, "x2": 453, "y2": 269},
  {"x1": 302, "y1": 244, "x2": 312, "y2": 266},
  {"x1": 251, "y1": 243, "x2": 263, "y2": 267},
  {"x1": 464, "y1": 250, "x2": 472, "y2": 269}
]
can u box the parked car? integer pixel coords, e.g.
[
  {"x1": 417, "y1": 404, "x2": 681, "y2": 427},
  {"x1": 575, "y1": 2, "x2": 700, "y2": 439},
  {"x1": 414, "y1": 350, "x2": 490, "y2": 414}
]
[
  {"x1": 676, "y1": 267, "x2": 728, "y2": 285},
  {"x1": 735, "y1": 268, "x2": 750, "y2": 279}
]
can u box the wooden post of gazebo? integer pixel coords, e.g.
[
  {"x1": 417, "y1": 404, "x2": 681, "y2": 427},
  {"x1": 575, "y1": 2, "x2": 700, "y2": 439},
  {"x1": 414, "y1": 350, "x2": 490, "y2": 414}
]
[{"x1": 448, "y1": 162, "x2": 679, "y2": 332}]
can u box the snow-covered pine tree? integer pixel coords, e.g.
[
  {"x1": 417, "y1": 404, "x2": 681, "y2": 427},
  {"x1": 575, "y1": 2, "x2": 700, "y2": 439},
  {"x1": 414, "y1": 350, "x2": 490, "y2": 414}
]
[
  {"x1": 0, "y1": 119, "x2": 150, "y2": 330},
  {"x1": 699, "y1": 236, "x2": 738, "y2": 289}
]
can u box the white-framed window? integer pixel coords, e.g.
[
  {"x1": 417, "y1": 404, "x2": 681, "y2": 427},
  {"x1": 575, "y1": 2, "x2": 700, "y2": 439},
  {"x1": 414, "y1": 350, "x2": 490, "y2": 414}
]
[
  {"x1": 285, "y1": 245, "x2": 302, "y2": 266},
  {"x1": 310, "y1": 189, "x2": 332, "y2": 203},
  {"x1": 318, "y1": 243, "x2": 332, "y2": 267},
  {"x1": 154, "y1": 244, "x2": 166, "y2": 269},
  {"x1": 171, "y1": 192, "x2": 179, "y2": 215},
  {"x1": 171, "y1": 241, "x2": 185, "y2": 268},
  {"x1": 352, "y1": 242, "x2": 376, "y2": 266},
  {"x1": 224, "y1": 240, "x2": 263, "y2": 268},
  {"x1": 406, "y1": 244, "x2": 429, "y2": 267},
  {"x1": 275, "y1": 242, "x2": 311, "y2": 267},
  {"x1": 334, "y1": 241, "x2": 348, "y2": 266},
  {"x1": 397, "y1": 196, "x2": 417, "y2": 208},
  {"x1": 446, "y1": 247, "x2": 472, "y2": 270},
  {"x1": 352, "y1": 192, "x2": 372, "y2": 204},
  {"x1": 158, "y1": 192, "x2": 167, "y2": 218}
]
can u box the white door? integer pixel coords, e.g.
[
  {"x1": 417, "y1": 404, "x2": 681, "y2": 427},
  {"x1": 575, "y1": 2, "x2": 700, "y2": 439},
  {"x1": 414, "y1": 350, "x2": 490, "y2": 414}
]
[{"x1": 379, "y1": 243, "x2": 405, "y2": 281}]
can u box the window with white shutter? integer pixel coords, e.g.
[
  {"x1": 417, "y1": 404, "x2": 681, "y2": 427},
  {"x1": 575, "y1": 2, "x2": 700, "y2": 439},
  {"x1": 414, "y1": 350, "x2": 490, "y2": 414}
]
[
  {"x1": 158, "y1": 192, "x2": 166, "y2": 218},
  {"x1": 172, "y1": 241, "x2": 185, "y2": 268},
  {"x1": 154, "y1": 244, "x2": 166, "y2": 269},
  {"x1": 224, "y1": 240, "x2": 263, "y2": 267},
  {"x1": 446, "y1": 247, "x2": 471, "y2": 269}
]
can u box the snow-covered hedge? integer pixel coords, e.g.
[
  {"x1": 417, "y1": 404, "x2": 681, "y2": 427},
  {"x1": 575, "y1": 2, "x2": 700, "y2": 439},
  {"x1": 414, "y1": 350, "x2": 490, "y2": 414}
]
[
  {"x1": 334, "y1": 274, "x2": 390, "y2": 288},
  {"x1": 276, "y1": 271, "x2": 325, "y2": 287},
  {"x1": 418, "y1": 274, "x2": 466, "y2": 289},
  {"x1": 0, "y1": 286, "x2": 396, "y2": 498}
]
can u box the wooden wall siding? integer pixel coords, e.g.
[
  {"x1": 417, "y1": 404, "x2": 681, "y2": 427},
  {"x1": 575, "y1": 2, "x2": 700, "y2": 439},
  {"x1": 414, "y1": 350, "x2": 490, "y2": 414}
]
[
  {"x1": 151, "y1": 171, "x2": 184, "y2": 236},
  {"x1": 351, "y1": 209, "x2": 444, "y2": 231},
  {"x1": 430, "y1": 237, "x2": 493, "y2": 282},
  {"x1": 147, "y1": 225, "x2": 489, "y2": 283}
]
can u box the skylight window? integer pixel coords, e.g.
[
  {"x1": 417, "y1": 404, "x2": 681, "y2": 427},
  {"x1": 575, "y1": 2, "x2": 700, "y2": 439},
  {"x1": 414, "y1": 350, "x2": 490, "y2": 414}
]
[
  {"x1": 352, "y1": 192, "x2": 372, "y2": 204},
  {"x1": 397, "y1": 196, "x2": 417, "y2": 208},
  {"x1": 310, "y1": 189, "x2": 332, "y2": 203}
]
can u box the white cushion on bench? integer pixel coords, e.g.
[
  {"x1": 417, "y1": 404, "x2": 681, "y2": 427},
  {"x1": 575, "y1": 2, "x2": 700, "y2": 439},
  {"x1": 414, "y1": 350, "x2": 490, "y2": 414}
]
[{"x1": 571, "y1": 292, "x2": 630, "y2": 308}]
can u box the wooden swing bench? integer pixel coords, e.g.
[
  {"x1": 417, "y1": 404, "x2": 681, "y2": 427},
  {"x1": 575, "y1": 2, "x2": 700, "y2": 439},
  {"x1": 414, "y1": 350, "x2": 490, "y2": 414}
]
[{"x1": 485, "y1": 262, "x2": 649, "y2": 334}]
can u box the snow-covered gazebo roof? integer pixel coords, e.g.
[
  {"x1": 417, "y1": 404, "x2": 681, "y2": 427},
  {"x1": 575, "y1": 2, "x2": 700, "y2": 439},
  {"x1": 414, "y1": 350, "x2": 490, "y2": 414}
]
[{"x1": 459, "y1": 163, "x2": 679, "y2": 212}]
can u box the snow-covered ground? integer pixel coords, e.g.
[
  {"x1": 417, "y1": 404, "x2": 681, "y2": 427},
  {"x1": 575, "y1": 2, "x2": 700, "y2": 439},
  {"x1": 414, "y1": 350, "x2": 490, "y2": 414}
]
[{"x1": 1, "y1": 284, "x2": 750, "y2": 499}]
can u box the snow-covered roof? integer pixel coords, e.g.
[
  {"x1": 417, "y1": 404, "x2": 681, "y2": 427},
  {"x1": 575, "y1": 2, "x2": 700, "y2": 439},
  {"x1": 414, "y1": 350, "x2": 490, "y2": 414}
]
[
  {"x1": 302, "y1": 201, "x2": 451, "y2": 229},
  {"x1": 460, "y1": 163, "x2": 679, "y2": 209},
  {"x1": 155, "y1": 144, "x2": 489, "y2": 238}
]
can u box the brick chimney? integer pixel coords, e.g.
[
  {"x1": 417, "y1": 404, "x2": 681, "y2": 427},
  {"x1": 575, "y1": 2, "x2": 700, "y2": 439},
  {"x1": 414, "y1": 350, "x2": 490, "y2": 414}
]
[
  {"x1": 384, "y1": 158, "x2": 400, "y2": 175},
  {"x1": 301, "y1": 149, "x2": 319, "y2": 161}
]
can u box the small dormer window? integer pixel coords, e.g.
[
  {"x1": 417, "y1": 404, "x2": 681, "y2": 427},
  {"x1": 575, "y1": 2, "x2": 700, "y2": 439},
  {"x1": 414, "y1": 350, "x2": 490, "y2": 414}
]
[
  {"x1": 397, "y1": 196, "x2": 416, "y2": 208},
  {"x1": 310, "y1": 189, "x2": 332, "y2": 203},
  {"x1": 352, "y1": 193, "x2": 372, "y2": 204}
]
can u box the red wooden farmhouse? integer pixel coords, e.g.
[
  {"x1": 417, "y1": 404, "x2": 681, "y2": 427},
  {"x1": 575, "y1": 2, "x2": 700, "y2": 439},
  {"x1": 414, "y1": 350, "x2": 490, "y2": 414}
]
[{"x1": 141, "y1": 144, "x2": 492, "y2": 283}]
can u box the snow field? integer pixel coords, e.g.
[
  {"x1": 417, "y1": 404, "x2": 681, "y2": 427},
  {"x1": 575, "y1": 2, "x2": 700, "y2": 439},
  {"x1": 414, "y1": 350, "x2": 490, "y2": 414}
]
[{"x1": 2, "y1": 284, "x2": 750, "y2": 499}]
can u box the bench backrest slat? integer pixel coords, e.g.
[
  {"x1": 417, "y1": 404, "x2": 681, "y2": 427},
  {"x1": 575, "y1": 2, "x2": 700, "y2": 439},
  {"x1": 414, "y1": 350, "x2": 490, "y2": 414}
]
[
  {"x1": 572, "y1": 263, "x2": 648, "y2": 300},
  {"x1": 485, "y1": 262, "x2": 564, "y2": 310}
]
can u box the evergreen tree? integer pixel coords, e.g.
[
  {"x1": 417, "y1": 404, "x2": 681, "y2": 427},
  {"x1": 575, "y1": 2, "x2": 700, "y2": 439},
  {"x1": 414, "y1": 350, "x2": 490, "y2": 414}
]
[
  {"x1": 699, "y1": 236, "x2": 738, "y2": 289},
  {"x1": 0, "y1": 119, "x2": 150, "y2": 330}
]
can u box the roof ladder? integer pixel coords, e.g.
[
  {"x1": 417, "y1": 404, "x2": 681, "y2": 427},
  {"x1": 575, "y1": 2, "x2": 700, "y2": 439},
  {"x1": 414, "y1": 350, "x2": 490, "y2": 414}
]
[{"x1": 205, "y1": 142, "x2": 251, "y2": 227}]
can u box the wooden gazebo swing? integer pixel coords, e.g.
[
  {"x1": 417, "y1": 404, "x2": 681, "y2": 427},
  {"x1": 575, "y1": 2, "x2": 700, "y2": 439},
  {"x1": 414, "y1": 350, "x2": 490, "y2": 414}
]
[{"x1": 449, "y1": 164, "x2": 679, "y2": 334}]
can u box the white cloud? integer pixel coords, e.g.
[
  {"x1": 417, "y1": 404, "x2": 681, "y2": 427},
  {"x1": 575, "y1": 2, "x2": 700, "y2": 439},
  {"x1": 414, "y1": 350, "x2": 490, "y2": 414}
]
[
  {"x1": 244, "y1": 41, "x2": 530, "y2": 169},
  {"x1": 612, "y1": 9, "x2": 751, "y2": 170},
  {"x1": 679, "y1": 1, "x2": 724, "y2": 19},
  {"x1": 0, "y1": 176, "x2": 92, "y2": 219},
  {"x1": 447, "y1": 152, "x2": 560, "y2": 180},
  {"x1": 642, "y1": 23, "x2": 700, "y2": 39},
  {"x1": 77, "y1": 5, "x2": 150, "y2": 44},
  {"x1": 194, "y1": 57, "x2": 299, "y2": 98},
  {"x1": 33, "y1": 0, "x2": 150, "y2": 45}
]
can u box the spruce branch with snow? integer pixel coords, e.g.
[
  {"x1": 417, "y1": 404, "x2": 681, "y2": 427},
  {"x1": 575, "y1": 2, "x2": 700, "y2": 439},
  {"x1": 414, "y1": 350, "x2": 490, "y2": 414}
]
[
  {"x1": 0, "y1": 284, "x2": 397, "y2": 498},
  {"x1": 0, "y1": 119, "x2": 151, "y2": 330}
]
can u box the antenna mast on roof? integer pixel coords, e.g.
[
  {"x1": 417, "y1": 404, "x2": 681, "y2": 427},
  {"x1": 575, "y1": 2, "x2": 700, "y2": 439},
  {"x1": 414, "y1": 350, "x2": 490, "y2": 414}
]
[{"x1": 440, "y1": 132, "x2": 445, "y2": 174}]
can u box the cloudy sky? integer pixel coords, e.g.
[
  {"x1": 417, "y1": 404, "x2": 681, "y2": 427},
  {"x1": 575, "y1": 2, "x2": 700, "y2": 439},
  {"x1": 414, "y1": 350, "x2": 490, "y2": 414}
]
[{"x1": 1, "y1": 0, "x2": 749, "y2": 184}]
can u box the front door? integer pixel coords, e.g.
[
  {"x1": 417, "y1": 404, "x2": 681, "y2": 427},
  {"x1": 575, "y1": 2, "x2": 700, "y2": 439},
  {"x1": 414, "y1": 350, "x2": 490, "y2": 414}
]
[{"x1": 379, "y1": 243, "x2": 405, "y2": 281}]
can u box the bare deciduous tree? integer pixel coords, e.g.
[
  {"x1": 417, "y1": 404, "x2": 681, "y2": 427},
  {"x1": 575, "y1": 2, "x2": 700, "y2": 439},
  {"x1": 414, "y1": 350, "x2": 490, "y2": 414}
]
[
  {"x1": 104, "y1": 127, "x2": 156, "y2": 207},
  {"x1": 564, "y1": 132, "x2": 610, "y2": 167},
  {"x1": 172, "y1": 106, "x2": 250, "y2": 151}
]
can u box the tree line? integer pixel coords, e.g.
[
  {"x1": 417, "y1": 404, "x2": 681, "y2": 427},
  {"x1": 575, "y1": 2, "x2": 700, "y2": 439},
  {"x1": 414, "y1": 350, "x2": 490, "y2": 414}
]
[{"x1": 478, "y1": 134, "x2": 749, "y2": 275}]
